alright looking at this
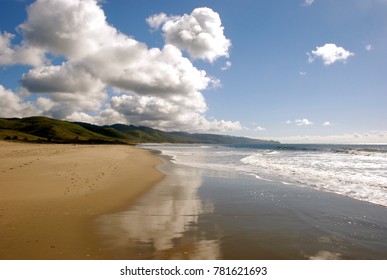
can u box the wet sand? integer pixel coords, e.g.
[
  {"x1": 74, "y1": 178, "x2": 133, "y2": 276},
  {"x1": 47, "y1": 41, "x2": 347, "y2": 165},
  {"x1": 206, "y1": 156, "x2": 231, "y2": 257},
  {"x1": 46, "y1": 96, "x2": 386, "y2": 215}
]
[
  {"x1": 0, "y1": 142, "x2": 163, "y2": 259},
  {"x1": 96, "y1": 153, "x2": 387, "y2": 259}
]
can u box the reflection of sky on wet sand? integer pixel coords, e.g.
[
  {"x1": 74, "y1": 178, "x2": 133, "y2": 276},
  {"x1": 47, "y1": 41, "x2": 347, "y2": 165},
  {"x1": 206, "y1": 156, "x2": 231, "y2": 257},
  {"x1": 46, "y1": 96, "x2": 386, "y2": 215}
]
[
  {"x1": 96, "y1": 163, "x2": 220, "y2": 259},
  {"x1": 96, "y1": 152, "x2": 387, "y2": 260}
]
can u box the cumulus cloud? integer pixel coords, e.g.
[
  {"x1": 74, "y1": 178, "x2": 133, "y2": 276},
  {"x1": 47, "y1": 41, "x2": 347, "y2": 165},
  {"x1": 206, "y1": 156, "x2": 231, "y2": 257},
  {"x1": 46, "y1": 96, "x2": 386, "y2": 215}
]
[
  {"x1": 307, "y1": 43, "x2": 354, "y2": 65},
  {"x1": 1, "y1": 0, "x2": 240, "y2": 132},
  {"x1": 21, "y1": 63, "x2": 105, "y2": 94},
  {"x1": 20, "y1": 61, "x2": 108, "y2": 118},
  {"x1": 107, "y1": 93, "x2": 241, "y2": 132},
  {"x1": 19, "y1": 0, "x2": 121, "y2": 60},
  {"x1": 146, "y1": 12, "x2": 170, "y2": 30},
  {"x1": 295, "y1": 118, "x2": 313, "y2": 126},
  {"x1": 323, "y1": 121, "x2": 331, "y2": 126},
  {"x1": 0, "y1": 85, "x2": 39, "y2": 117},
  {"x1": 110, "y1": 94, "x2": 202, "y2": 127},
  {"x1": 84, "y1": 44, "x2": 212, "y2": 96},
  {"x1": 0, "y1": 31, "x2": 45, "y2": 66},
  {"x1": 147, "y1": 7, "x2": 231, "y2": 62}
]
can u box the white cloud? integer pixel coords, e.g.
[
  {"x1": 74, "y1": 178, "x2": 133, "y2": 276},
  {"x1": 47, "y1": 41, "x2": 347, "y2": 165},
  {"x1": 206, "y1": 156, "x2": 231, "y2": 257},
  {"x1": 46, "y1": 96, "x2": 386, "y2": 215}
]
[
  {"x1": 0, "y1": 31, "x2": 45, "y2": 67},
  {"x1": 83, "y1": 44, "x2": 212, "y2": 96},
  {"x1": 20, "y1": 62, "x2": 108, "y2": 118},
  {"x1": 323, "y1": 121, "x2": 331, "y2": 126},
  {"x1": 21, "y1": 63, "x2": 105, "y2": 94},
  {"x1": 148, "y1": 7, "x2": 231, "y2": 62},
  {"x1": 254, "y1": 126, "x2": 266, "y2": 131},
  {"x1": 304, "y1": 0, "x2": 315, "y2": 6},
  {"x1": 299, "y1": 71, "x2": 307, "y2": 76},
  {"x1": 221, "y1": 61, "x2": 232, "y2": 71},
  {"x1": 365, "y1": 44, "x2": 373, "y2": 51},
  {"x1": 108, "y1": 94, "x2": 241, "y2": 132},
  {"x1": 65, "y1": 111, "x2": 99, "y2": 124},
  {"x1": 19, "y1": 0, "x2": 121, "y2": 60},
  {"x1": 146, "y1": 12, "x2": 170, "y2": 30},
  {"x1": 307, "y1": 43, "x2": 354, "y2": 65},
  {"x1": 1, "y1": 0, "x2": 239, "y2": 133},
  {"x1": 285, "y1": 119, "x2": 313, "y2": 126},
  {"x1": 0, "y1": 85, "x2": 39, "y2": 117},
  {"x1": 295, "y1": 118, "x2": 313, "y2": 126}
]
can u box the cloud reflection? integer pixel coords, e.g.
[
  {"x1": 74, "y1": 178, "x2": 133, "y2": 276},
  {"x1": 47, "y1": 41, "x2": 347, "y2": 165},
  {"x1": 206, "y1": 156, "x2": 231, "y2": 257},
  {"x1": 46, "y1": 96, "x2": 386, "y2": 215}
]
[{"x1": 96, "y1": 163, "x2": 220, "y2": 259}]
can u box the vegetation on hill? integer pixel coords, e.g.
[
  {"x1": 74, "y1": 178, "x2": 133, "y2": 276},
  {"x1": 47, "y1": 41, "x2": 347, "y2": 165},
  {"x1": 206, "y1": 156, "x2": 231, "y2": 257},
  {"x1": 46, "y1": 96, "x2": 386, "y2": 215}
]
[{"x1": 0, "y1": 116, "x2": 280, "y2": 145}]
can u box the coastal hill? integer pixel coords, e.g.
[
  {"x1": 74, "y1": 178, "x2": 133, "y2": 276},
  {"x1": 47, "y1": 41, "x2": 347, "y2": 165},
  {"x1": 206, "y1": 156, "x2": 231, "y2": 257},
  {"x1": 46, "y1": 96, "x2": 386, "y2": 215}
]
[{"x1": 0, "y1": 116, "x2": 279, "y2": 145}]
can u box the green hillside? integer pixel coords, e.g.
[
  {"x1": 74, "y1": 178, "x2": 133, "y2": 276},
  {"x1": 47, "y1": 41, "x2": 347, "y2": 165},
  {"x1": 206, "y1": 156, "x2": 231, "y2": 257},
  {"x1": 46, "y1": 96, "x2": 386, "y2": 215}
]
[
  {"x1": 0, "y1": 116, "x2": 280, "y2": 145},
  {"x1": 0, "y1": 117, "x2": 127, "y2": 144}
]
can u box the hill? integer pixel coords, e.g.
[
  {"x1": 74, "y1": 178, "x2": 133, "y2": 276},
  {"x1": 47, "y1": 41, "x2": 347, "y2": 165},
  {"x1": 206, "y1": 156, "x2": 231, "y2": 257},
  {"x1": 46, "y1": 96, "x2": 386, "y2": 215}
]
[{"x1": 0, "y1": 116, "x2": 280, "y2": 145}]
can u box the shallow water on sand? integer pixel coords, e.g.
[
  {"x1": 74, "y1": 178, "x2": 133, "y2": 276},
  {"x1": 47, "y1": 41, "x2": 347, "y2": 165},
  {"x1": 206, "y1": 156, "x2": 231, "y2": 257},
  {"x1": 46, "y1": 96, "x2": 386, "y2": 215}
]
[
  {"x1": 95, "y1": 155, "x2": 387, "y2": 259},
  {"x1": 142, "y1": 144, "x2": 387, "y2": 207}
]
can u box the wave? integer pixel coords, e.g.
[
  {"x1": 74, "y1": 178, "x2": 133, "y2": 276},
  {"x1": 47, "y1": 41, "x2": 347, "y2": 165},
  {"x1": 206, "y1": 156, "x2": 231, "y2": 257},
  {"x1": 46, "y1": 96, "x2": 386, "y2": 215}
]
[
  {"x1": 231, "y1": 143, "x2": 387, "y2": 154},
  {"x1": 240, "y1": 149, "x2": 387, "y2": 207},
  {"x1": 143, "y1": 144, "x2": 387, "y2": 207}
]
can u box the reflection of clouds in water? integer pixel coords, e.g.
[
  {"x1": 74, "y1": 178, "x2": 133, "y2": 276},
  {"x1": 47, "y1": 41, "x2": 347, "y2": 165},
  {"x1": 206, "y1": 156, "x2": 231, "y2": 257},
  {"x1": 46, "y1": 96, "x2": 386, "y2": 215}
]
[
  {"x1": 308, "y1": 250, "x2": 342, "y2": 260},
  {"x1": 97, "y1": 164, "x2": 220, "y2": 258},
  {"x1": 190, "y1": 240, "x2": 220, "y2": 259},
  {"x1": 305, "y1": 235, "x2": 343, "y2": 260}
]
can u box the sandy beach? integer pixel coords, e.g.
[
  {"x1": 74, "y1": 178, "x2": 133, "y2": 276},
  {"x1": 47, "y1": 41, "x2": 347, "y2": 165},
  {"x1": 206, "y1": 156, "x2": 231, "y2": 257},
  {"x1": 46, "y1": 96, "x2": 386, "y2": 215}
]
[
  {"x1": 0, "y1": 142, "x2": 163, "y2": 259},
  {"x1": 1, "y1": 142, "x2": 386, "y2": 260}
]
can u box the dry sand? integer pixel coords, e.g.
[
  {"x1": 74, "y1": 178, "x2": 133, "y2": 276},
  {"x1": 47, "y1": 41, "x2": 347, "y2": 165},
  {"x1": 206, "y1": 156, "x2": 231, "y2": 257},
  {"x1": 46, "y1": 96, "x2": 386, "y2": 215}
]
[{"x1": 0, "y1": 141, "x2": 164, "y2": 259}]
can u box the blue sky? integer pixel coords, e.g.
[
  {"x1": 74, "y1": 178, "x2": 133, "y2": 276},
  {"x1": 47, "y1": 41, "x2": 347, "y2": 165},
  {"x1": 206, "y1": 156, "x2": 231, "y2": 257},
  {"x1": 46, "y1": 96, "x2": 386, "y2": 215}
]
[{"x1": 0, "y1": 0, "x2": 386, "y2": 143}]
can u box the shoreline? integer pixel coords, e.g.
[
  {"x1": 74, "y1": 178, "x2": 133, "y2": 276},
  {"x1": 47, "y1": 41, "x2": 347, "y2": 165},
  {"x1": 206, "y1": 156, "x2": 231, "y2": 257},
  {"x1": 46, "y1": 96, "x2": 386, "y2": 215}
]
[
  {"x1": 96, "y1": 145, "x2": 387, "y2": 260},
  {"x1": 0, "y1": 142, "x2": 164, "y2": 259},
  {"x1": 2, "y1": 142, "x2": 386, "y2": 260}
]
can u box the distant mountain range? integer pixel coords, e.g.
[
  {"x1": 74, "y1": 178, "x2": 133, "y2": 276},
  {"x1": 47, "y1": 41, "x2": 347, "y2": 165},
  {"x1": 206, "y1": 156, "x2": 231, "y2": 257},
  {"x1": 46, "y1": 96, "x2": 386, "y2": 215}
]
[{"x1": 0, "y1": 116, "x2": 279, "y2": 145}]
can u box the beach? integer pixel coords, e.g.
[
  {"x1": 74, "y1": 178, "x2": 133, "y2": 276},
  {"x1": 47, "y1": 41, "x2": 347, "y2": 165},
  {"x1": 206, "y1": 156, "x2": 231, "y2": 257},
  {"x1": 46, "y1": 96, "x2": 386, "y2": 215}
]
[
  {"x1": 96, "y1": 144, "x2": 387, "y2": 260},
  {"x1": 0, "y1": 142, "x2": 163, "y2": 259},
  {"x1": 1, "y1": 142, "x2": 386, "y2": 260}
]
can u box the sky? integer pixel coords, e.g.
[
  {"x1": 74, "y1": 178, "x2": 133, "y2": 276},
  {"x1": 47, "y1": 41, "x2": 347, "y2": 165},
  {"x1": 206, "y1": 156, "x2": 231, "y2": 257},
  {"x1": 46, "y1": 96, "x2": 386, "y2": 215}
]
[{"x1": 0, "y1": 0, "x2": 386, "y2": 143}]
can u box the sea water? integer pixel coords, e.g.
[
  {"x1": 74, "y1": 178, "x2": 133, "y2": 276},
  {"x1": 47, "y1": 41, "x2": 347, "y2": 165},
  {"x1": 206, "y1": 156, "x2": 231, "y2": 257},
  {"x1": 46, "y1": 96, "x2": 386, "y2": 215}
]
[
  {"x1": 96, "y1": 143, "x2": 387, "y2": 259},
  {"x1": 142, "y1": 144, "x2": 387, "y2": 207}
]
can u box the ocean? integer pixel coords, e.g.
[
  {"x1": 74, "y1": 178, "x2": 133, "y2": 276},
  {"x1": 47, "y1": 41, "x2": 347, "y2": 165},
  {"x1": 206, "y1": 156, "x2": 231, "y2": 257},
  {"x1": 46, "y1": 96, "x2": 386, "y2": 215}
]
[
  {"x1": 96, "y1": 143, "x2": 387, "y2": 259},
  {"x1": 142, "y1": 143, "x2": 387, "y2": 207}
]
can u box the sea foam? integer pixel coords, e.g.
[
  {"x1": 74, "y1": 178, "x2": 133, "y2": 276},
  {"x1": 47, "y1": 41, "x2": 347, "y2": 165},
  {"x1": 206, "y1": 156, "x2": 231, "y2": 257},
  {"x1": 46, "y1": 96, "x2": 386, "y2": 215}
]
[{"x1": 142, "y1": 144, "x2": 387, "y2": 207}]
